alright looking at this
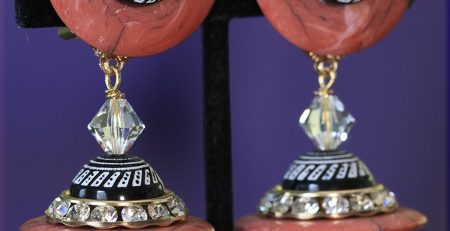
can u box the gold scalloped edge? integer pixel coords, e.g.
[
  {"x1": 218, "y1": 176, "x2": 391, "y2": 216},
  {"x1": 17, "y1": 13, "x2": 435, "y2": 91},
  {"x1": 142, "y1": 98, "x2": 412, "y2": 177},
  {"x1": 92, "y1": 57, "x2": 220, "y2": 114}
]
[{"x1": 259, "y1": 184, "x2": 398, "y2": 220}]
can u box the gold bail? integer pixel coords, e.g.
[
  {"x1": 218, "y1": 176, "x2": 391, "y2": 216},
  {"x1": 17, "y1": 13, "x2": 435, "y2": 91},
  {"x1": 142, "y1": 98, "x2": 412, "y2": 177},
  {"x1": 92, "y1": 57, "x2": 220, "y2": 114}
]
[
  {"x1": 308, "y1": 52, "x2": 341, "y2": 96},
  {"x1": 94, "y1": 49, "x2": 128, "y2": 99}
]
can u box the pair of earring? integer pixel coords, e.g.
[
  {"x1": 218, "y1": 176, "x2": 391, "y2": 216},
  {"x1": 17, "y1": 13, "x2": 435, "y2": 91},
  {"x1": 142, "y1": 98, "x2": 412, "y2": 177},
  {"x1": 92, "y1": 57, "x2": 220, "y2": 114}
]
[{"x1": 44, "y1": 0, "x2": 410, "y2": 229}]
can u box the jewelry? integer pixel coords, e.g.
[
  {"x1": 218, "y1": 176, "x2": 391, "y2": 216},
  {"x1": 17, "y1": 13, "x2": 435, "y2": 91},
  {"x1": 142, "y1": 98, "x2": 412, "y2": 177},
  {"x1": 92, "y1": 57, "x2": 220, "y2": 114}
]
[
  {"x1": 258, "y1": 53, "x2": 397, "y2": 219},
  {"x1": 45, "y1": 0, "x2": 214, "y2": 228}
]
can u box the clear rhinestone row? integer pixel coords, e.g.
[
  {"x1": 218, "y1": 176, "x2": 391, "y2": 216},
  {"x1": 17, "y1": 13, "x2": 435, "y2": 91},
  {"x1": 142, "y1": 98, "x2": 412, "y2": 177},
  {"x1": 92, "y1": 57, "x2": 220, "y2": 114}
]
[
  {"x1": 47, "y1": 196, "x2": 187, "y2": 223},
  {"x1": 259, "y1": 190, "x2": 397, "y2": 217}
]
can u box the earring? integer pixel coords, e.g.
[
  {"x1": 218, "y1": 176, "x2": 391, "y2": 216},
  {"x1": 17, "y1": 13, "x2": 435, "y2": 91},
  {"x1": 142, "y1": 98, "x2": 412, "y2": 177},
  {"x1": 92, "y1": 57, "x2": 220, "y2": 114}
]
[
  {"x1": 45, "y1": 0, "x2": 213, "y2": 229},
  {"x1": 252, "y1": 0, "x2": 412, "y2": 221}
]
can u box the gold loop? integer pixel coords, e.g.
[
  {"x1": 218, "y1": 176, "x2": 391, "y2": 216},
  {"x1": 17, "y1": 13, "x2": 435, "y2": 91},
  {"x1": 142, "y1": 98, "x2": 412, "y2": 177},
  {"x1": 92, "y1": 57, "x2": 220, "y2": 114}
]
[
  {"x1": 95, "y1": 49, "x2": 128, "y2": 99},
  {"x1": 104, "y1": 67, "x2": 121, "y2": 90},
  {"x1": 308, "y1": 52, "x2": 341, "y2": 95}
]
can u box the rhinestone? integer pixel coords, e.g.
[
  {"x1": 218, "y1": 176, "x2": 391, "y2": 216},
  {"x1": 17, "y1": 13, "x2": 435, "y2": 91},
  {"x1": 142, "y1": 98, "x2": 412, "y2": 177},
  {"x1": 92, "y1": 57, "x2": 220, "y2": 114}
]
[
  {"x1": 258, "y1": 192, "x2": 276, "y2": 213},
  {"x1": 299, "y1": 95, "x2": 355, "y2": 150},
  {"x1": 88, "y1": 98, "x2": 145, "y2": 155},
  {"x1": 373, "y1": 191, "x2": 397, "y2": 208},
  {"x1": 350, "y1": 194, "x2": 374, "y2": 212},
  {"x1": 47, "y1": 199, "x2": 59, "y2": 217},
  {"x1": 121, "y1": 205, "x2": 148, "y2": 222},
  {"x1": 322, "y1": 196, "x2": 350, "y2": 214},
  {"x1": 90, "y1": 206, "x2": 118, "y2": 222},
  {"x1": 291, "y1": 197, "x2": 320, "y2": 215},
  {"x1": 53, "y1": 200, "x2": 71, "y2": 219},
  {"x1": 66, "y1": 204, "x2": 90, "y2": 222},
  {"x1": 272, "y1": 194, "x2": 293, "y2": 214},
  {"x1": 167, "y1": 197, "x2": 187, "y2": 217},
  {"x1": 148, "y1": 204, "x2": 171, "y2": 220}
]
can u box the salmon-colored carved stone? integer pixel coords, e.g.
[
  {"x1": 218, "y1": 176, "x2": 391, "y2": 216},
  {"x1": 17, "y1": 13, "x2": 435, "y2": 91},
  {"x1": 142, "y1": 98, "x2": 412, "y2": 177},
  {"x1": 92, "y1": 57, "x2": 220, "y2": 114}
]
[
  {"x1": 20, "y1": 216, "x2": 214, "y2": 231},
  {"x1": 236, "y1": 208, "x2": 427, "y2": 231},
  {"x1": 257, "y1": 0, "x2": 409, "y2": 55},
  {"x1": 50, "y1": 0, "x2": 214, "y2": 57}
]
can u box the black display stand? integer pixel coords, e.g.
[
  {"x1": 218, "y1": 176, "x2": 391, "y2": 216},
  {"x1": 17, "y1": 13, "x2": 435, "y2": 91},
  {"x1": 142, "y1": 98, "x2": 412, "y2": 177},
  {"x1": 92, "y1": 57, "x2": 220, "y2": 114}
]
[{"x1": 15, "y1": 1, "x2": 262, "y2": 230}]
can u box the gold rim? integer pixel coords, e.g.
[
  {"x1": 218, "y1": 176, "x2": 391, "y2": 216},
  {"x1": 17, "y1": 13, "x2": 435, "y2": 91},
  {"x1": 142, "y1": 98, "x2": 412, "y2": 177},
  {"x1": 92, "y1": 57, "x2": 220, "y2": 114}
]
[{"x1": 259, "y1": 184, "x2": 398, "y2": 220}]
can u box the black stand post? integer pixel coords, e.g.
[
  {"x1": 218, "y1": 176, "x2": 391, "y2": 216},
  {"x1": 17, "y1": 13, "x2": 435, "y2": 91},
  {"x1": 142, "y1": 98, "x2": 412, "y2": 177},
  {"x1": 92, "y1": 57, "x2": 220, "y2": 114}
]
[{"x1": 15, "y1": 1, "x2": 262, "y2": 230}]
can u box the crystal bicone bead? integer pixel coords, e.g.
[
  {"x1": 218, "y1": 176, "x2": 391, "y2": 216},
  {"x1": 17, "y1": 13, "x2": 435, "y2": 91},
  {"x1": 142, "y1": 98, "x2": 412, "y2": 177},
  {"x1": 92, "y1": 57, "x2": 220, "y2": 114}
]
[
  {"x1": 88, "y1": 98, "x2": 145, "y2": 155},
  {"x1": 90, "y1": 206, "x2": 118, "y2": 222},
  {"x1": 299, "y1": 94, "x2": 355, "y2": 151},
  {"x1": 121, "y1": 205, "x2": 148, "y2": 222}
]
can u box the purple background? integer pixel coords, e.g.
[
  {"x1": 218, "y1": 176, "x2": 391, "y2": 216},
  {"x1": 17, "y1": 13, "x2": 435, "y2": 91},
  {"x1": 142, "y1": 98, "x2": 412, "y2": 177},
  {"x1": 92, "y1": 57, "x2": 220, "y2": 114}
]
[{"x1": 1, "y1": 1, "x2": 447, "y2": 230}]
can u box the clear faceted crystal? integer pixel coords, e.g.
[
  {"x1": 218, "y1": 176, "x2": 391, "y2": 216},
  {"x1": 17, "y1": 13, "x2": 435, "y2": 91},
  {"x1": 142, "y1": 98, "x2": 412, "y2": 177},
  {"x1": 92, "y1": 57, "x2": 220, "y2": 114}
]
[
  {"x1": 299, "y1": 95, "x2": 355, "y2": 150},
  {"x1": 66, "y1": 204, "x2": 90, "y2": 221},
  {"x1": 53, "y1": 200, "x2": 71, "y2": 219},
  {"x1": 272, "y1": 194, "x2": 293, "y2": 214},
  {"x1": 291, "y1": 197, "x2": 320, "y2": 215},
  {"x1": 121, "y1": 205, "x2": 148, "y2": 222},
  {"x1": 148, "y1": 204, "x2": 171, "y2": 220},
  {"x1": 259, "y1": 193, "x2": 276, "y2": 213},
  {"x1": 90, "y1": 206, "x2": 118, "y2": 222},
  {"x1": 373, "y1": 191, "x2": 397, "y2": 208},
  {"x1": 322, "y1": 196, "x2": 350, "y2": 214},
  {"x1": 88, "y1": 99, "x2": 145, "y2": 155},
  {"x1": 47, "y1": 199, "x2": 59, "y2": 217},
  {"x1": 350, "y1": 194, "x2": 374, "y2": 212},
  {"x1": 167, "y1": 197, "x2": 187, "y2": 217}
]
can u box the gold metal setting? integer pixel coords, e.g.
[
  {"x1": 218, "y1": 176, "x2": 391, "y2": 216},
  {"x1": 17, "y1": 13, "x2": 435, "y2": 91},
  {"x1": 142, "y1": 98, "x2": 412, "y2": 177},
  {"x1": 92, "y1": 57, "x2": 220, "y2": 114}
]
[
  {"x1": 259, "y1": 184, "x2": 398, "y2": 220},
  {"x1": 308, "y1": 52, "x2": 341, "y2": 96},
  {"x1": 46, "y1": 190, "x2": 188, "y2": 229}
]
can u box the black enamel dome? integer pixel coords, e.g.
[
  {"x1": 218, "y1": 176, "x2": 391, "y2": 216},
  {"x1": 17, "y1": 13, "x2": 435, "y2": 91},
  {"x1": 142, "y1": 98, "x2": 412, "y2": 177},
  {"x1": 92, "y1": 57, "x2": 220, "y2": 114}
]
[
  {"x1": 282, "y1": 150, "x2": 376, "y2": 191},
  {"x1": 70, "y1": 155, "x2": 165, "y2": 200}
]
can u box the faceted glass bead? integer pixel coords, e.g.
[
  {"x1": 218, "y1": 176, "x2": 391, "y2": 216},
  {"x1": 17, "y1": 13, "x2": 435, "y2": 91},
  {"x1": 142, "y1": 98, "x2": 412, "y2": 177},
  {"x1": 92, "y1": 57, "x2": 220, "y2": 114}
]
[
  {"x1": 90, "y1": 206, "x2": 118, "y2": 222},
  {"x1": 350, "y1": 194, "x2": 374, "y2": 212},
  {"x1": 167, "y1": 197, "x2": 187, "y2": 217},
  {"x1": 88, "y1": 99, "x2": 145, "y2": 155},
  {"x1": 299, "y1": 95, "x2": 355, "y2": 151},
  {"x1": 259, "y1": 193, "x2": 276, "y2": 213},
  {"x1": 291, "y1": 197, "x2": 320, "y2": 215},
  {"x1": 322, "y1": 196, "x2": 350, "y2": 214},
  {"x1": 66, "y1": 204, "x2": 90, "y2": 221},
  {"x1": 121, "y1": 205, "x2": 148, "y2": 222},
  {"x1": 373, "y1": 191, "x2": 397, "y2": 208},
  {"x1": 53, "y1": 200, "x2": 71, "y2": 219},
  {"x1": 272, "y1": 194, "x2": 293, "y2": 214},
  {"x1": 148, "y1": 204, "x2": 171, "y2": 220}
]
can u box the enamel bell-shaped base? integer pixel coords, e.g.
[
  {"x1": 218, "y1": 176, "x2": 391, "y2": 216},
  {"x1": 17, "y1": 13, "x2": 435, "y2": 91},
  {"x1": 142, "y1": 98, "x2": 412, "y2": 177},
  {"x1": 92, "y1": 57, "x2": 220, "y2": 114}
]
[{"x1": 46, "y1": 98, "x2": 188, "y2": 229}]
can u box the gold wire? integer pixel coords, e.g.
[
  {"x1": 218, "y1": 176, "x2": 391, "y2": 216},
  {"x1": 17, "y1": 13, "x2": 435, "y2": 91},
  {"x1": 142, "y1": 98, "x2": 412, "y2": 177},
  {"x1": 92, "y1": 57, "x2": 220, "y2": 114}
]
[
  {"x1": 308, "y1": 52, "x2": 341, "y2": 96},
  {"x1": 94, "y1": 49, "x2": 128, "y2": 99}
]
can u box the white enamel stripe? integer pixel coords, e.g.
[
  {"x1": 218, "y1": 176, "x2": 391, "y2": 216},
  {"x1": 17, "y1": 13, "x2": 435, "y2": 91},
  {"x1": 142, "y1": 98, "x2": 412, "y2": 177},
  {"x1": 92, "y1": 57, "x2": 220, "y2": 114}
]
[
  {"x1": 300, "y1": 153, "x2": 354, "y2": 160},
  {"x1": 132, "y1": 170, "x2": 143, "y2": 187},
  {"x1": 297, "y1": 165, "x2": 316, "y2": 181},
  {"x1": 145, "y1": 169, "x2": 151, "y2": 185},
  {"x1": 283, "y1": 164, "x2": 298, "y2": 179},
  {"x1": 104, "y1": 172, "x2": 121, "y2": 188},
  {"x1": 72, "y1": 169, "x2": 85, "y2": 182},
  {"x1": 73, "y1": 170, "x2": 90, "y2": 184},
  {"x1": 81, "y1": 171, "x2": 99, "y2": 186},
  {"x1": 348, "y1": 162, "x2": 358, "y2": 178},
  {"x1": 151, "y1": 171, "x2": 159, "y2": 184},
  {"x1": 307, "y1": 164, "x2": 327, "y2": 181},
  {"x1": 91, "y1": 172, "x2": 110, "y2": 187},
  {"x1": 118, "y1": 172, "x2": 132, "y2": 188},
  {"x1": 96, "y1": 156, "x2": 136, "y2": 161},
  {"x1": 294, "y1": 158, "x2": 358, "y2": 165},
  {"x1": 83, "y1": 164, "x2": 149, "y2": 171},
  {"x1": 321, "y1": 164, "x2": 339, "y2": 180},
  {"x1": 89, "y1": 160, "x2": 145, "y2": 165},
  {"x1": 287, "y1": 164, "x2": 306, "y2": 180},
  {"x1": 336, "y1": 163, "x2": 349, "y2": 179}
]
